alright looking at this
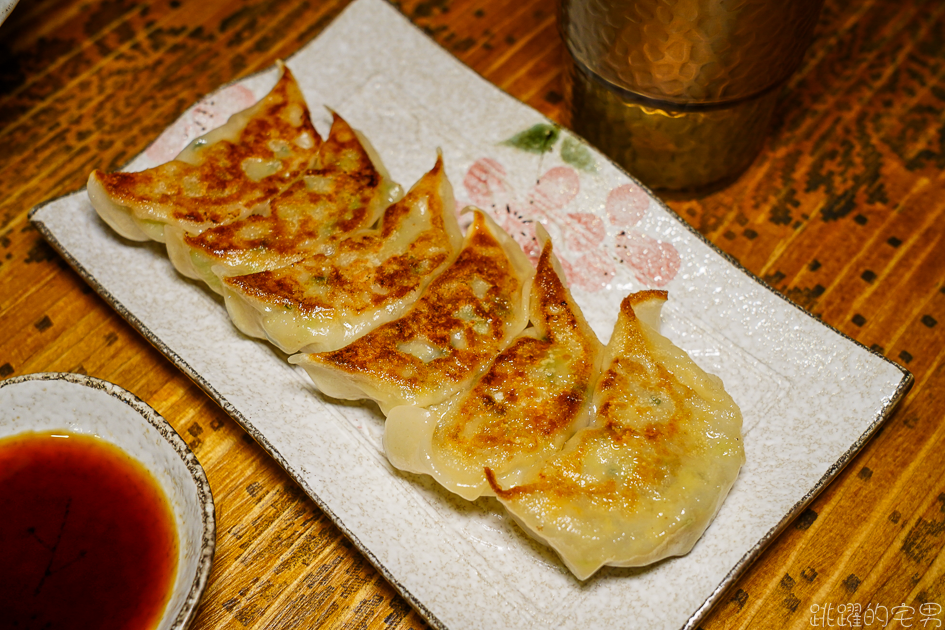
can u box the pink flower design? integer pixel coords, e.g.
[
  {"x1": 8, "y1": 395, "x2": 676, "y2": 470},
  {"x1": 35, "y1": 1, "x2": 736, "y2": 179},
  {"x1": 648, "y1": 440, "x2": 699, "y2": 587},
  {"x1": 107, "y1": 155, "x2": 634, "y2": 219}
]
[
  {"x1": 564, "y1": 212, "x2": 606, "y2": 251},
  {"x1": 463, "y1": 157, "x2": 544, "y2": 260},
  {"x1": 606, "y1": 184, "x2": 650, "y2": 227},
  {"x1": 606, "y1": 183, "x2": 680, "y2": 287},
  {"x1": 556, "y1": 251, "x2": 617, "y2": 292},
  {"x1": 526, "y1": 168, "x2": 618, "y2": 291},
  {"x1": 559, "y1": 211, "x2": 618, "y2": 292},
  {"x1": 146, "y1": 83, "x2": 257, "y2": 164},
  {"x1": 463, "y1": 159, "x2": 614, "y2": 289},
  {"x1": 464, "y1": 158, "x2": 510, "y2": 206},
  {"x1": 530, "y1": 166, "x2": 580, "y2": 219},
  {"x1": 462, "y1": 158, "x2": 679, "y2": 291},
  {"x1": 615, "y1": 231, "x2": 681, "y2": 287}
]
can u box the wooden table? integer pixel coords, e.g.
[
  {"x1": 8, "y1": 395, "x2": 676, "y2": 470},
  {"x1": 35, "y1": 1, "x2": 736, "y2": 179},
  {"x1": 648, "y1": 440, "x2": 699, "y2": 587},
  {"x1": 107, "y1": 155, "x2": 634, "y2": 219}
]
[{"x1": 2, "y1": 0, "x2": 943, "y2": 628}]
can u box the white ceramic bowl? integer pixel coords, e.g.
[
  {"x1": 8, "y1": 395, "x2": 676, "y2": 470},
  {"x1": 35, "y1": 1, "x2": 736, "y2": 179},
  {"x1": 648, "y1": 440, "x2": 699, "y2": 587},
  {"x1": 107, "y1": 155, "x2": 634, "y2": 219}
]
[{"x1": 0, "y1": 372, "x2": 215, "y2": 630}]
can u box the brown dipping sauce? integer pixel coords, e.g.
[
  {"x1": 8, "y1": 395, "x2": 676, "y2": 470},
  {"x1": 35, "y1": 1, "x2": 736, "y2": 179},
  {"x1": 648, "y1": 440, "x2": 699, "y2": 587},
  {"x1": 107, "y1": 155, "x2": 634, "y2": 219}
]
[{"x1": 0, "y1": 431, "x2": 178, "y2": 630}]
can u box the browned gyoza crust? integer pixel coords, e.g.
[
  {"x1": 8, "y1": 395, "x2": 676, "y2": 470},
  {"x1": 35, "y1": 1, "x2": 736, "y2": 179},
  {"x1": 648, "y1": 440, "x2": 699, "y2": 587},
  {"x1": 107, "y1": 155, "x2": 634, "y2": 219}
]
[
  {"x1": 383, "y1": 235, "x2": 603, "y2": 500},
  {"x1": 220, "y1": 156, "x2": 463, "y2": 354},
  {"x1": 182, "y1": 113, "x2": 394, "y2": 275},
  {"x1": 486, "y1": 290, "x2": 745, "y2": 580},
  {"x1": 290, "y1": 210, "x2": 533, "y2": 413},
  {"x1": 88, "y1": 64, "x2": 320, "y2": 235},
  {"x1": 227, "y1": 157, "x2": 450, "y2": 312},
  {"x1": 436, "y1": 240, "x2": 601, "y2": 459}
]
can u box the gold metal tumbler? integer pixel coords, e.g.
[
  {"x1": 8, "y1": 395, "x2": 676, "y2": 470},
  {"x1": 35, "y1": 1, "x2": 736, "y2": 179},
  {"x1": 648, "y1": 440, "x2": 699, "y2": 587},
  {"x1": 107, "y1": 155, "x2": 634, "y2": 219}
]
[{"x1": 561, "y1": 0, "x2": 824, "y2": 192}]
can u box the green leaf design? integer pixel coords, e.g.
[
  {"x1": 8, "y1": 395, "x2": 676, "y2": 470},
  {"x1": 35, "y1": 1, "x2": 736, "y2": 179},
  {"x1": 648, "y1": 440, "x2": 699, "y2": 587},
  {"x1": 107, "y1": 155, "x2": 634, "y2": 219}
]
[
  {"x1": 502, "y1": 124, "x2": 560, "y2": 154},
  {"x1": 560, "y1": 136, "x2": 597, "y2": 172}
]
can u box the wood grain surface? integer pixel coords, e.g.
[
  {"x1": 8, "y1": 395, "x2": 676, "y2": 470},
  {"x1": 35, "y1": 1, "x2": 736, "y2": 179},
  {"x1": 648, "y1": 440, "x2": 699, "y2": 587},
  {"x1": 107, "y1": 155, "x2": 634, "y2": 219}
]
[{"x1": 1, "y1": 0, "x2": 944, "y2": 628}]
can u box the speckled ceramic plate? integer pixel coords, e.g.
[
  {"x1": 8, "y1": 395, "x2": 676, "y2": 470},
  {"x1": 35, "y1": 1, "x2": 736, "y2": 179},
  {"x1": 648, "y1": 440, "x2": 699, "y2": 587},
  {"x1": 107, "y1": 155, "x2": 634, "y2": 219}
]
[
  {"x1": 29, "y1": 0, "x2": 911, "y2": 628},
  {"x1": 0, "y1": 373, "x2": 215, "y2": 630},
  {"x1": 0, "y1": 0, "x2": 19, "y2": 27}
]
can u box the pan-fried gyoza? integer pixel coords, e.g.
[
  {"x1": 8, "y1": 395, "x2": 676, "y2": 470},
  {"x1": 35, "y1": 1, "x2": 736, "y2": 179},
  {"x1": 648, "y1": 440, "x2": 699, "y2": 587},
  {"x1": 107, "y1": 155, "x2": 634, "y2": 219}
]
[
  {"x1": 289, "y1": 210, "x2": 533, "y2": 414},
  {"x1": 166, "y1": 112, "x2": 400, "y2": 293},
  {"x1": 88, "y1": 63, "x2": 320, "y2": 243},
  {"x1": 384, "y1": 229, "x2": 602, "y2": 500},
  {"x1": 486, "y1": 291, "x2": 745, "y2": 579},
  {"x1": 88, "y1": 61, "x2": 744, "y2": 581},
  {"x1": 223, "y1": 155, "x2": 462, "y2": 354}
]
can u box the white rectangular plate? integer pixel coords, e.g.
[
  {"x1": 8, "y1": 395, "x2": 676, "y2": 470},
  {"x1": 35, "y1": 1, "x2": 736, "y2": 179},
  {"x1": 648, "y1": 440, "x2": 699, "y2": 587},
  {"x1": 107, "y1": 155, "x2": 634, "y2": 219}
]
[{"x1": 31, "y1": 1, "x2": 911, "y2": 628}]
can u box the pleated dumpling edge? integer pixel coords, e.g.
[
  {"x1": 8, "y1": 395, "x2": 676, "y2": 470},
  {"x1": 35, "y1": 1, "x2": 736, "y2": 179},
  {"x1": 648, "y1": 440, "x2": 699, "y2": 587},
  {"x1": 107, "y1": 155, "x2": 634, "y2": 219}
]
[
  {"x1": 289, "y1": 208, "x2": 534, "y2": 415},
  {"x1": 488, "y1": 291, "x2": 745, "y2": 580},
  {"x1": 384, "y1": 229, "x2": 603, "y2": 501}
]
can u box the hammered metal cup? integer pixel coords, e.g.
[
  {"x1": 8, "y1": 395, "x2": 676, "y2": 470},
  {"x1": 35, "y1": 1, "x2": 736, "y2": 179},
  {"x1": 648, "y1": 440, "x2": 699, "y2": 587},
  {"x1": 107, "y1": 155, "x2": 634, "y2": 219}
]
[{"x1": 561, "y1": 0, "x2": 824, "y2": 192}]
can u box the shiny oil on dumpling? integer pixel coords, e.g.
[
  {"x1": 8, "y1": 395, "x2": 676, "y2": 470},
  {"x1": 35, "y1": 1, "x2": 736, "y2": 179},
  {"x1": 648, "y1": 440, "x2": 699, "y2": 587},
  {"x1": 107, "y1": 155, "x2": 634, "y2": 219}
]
[
  {"x1": 87, "y1": 62, "x2": 319, "y2": 243},
  {"x1": 290, "y1": 209, "x2": 534, "y2": 414},
  {"x1": 384, "y1": 231, "x2": 602, "y2": 500},
  {"x1": 164, "y1": 112, "x2": 400, "y2": 293},
  {"x1": 487, "y1": 291, "x2": 744, "y2": 580},
  {"x1": 222, "y1": 155, "x2": 462, "y2": 354}
]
